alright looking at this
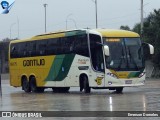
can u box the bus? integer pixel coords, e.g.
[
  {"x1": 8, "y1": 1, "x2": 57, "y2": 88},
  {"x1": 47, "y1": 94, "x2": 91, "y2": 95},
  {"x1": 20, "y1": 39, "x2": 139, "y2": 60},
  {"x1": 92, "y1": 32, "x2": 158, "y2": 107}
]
[{"x1": 9, "y1": 29, "x2": 154, "y2": 93}]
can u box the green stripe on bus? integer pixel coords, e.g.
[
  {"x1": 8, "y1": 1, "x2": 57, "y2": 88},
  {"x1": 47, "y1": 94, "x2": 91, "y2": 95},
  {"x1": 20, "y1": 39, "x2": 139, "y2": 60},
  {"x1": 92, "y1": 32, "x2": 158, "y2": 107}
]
[
  {"x1": 128, "y1": 71, "x2": 142, "y2": 78},
  {"x1": 128, "y1": 72, "x2": 138, "y2": 78},
  {"x1": 45, "y1": 55, "x2": 64, "y2": 81},
  {"x1": 54, "y1": 54, "x2": 75, "y2": 81},
  {"x1": 65, "y1": 30, "x2": 86, "y2": 37},
  {"x1": 45, "y1": 54, "x2": 75, "y2": 81}
]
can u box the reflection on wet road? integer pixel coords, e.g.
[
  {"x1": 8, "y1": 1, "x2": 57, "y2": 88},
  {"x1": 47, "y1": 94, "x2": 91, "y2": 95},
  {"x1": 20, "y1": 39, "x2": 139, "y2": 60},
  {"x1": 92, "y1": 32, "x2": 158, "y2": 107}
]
[{"x1": 0, "y1": 79, "x2": 160, "y2": 120}]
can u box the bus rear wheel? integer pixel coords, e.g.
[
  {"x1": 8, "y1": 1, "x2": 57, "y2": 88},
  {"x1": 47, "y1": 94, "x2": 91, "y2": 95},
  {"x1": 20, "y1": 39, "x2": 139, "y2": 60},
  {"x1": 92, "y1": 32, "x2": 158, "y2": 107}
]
[
  {"x1": 22, "y1": 77, "x2": 31, "y2": 93},
  {"x1": 30, "y1": 77, "x2": 44, "y2": 93}
]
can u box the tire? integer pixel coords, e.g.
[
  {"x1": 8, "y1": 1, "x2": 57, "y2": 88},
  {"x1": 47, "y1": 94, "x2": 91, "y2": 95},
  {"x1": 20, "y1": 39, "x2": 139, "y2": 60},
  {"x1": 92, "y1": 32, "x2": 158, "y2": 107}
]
[
  {"x1": 116, "y1": 87, "x2": 123, "y2": 93},
  {"x1": 80, "y1": 79, "x2": 84, "y2": 92},
  {"x1": 30, "y1": 77, "x2": 44, "y2": 93},
  {"x1": 22, "y1": 77, "x2": 31, "y2": 93},
  {"x1": 83, "y1": 76, "x2": 91, "y2": 93}
]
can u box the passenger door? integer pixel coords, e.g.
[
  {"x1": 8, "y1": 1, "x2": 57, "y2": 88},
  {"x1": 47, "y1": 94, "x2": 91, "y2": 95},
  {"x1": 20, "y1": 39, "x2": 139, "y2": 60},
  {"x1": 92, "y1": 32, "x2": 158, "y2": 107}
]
[{"x1": 89, "y1": 34, "x2": 105, "y2": 87}]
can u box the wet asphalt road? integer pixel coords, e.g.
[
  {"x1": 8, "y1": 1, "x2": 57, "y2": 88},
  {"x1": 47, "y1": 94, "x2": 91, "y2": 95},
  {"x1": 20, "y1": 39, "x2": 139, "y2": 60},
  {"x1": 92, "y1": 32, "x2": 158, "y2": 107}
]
[{"x1": 0, "y1": 78, "x2": 160, "y2": 120}]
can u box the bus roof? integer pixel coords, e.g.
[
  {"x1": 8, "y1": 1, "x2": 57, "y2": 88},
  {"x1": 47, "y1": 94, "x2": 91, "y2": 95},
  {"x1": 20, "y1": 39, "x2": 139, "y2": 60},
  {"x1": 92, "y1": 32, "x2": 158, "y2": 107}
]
[
  {"x1": 10, "y1": 29, "x2": 140, "y2": 43},
  {"x1": 96, "y1": 29, "x2": 140, "y2": 38},
  {"x1": 10, "y1": 29, "x2": 87, "y2": 43}
]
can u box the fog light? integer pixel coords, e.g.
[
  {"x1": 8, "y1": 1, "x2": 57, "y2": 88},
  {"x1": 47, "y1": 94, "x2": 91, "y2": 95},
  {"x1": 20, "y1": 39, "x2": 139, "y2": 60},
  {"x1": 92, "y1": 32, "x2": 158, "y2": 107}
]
[{"x1": 108, "y1": 81, "x2": 112, "y2": 85}]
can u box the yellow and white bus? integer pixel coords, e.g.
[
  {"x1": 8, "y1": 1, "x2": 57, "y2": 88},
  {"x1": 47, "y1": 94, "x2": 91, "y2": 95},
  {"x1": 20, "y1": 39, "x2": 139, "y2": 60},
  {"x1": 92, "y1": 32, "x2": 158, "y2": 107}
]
[{"x1": 9, "y1": 29, "x2": 154, "y2": 93}]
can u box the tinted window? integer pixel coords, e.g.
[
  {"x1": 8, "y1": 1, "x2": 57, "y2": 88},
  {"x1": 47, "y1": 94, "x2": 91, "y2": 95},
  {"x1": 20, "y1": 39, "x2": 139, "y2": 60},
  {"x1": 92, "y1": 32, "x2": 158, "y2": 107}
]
[
  {"x1": 47, "y1": 38, "x2": 58, "y2": 55},
  {"x1": 60, "y1": 36, "x2": 75, "y2": 54},
  {"x1": 10, "y1": 43, "x2": 19, "y2": 58},
  {"x1": 74, "y1": 35, "x2": 89, "y2": 57},
  {"x1": 90, "y1": 34, "x2": 104, "y2": 72},
  {"x1": 36, "y1": 40, "x2": 47, "y2": 56},
  {"x1": 10, "y1": 34, "x2": 89, "y2": 58},
  {"x1": 19, "y1": 42, "x2": 27, "y2": 57},
  {"x1": 27, "y1": 41, "x2": 36, "y2": 57}
]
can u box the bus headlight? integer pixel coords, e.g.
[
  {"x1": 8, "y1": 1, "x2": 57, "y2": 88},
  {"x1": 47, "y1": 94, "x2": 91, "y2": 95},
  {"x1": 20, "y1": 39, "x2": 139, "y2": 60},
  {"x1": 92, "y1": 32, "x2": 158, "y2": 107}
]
[
  {"x1": 139, "y1": 72, "x2": 145, "y2": 78},
  {"x1": 107, "y1": 73, "x2": 118, "y2": 79}
]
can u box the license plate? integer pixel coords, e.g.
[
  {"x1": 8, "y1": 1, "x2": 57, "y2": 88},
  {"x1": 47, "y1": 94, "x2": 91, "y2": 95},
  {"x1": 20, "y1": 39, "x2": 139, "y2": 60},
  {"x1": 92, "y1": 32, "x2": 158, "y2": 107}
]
[{"x1": 125, "y1": 80, "x2": 132, "y2": 84}]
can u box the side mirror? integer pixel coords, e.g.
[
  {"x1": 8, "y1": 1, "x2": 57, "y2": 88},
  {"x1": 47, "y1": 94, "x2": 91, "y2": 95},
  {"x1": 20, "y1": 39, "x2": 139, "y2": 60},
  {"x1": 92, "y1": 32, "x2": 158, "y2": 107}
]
[
  {"x1": 142, "y1": 43, "x2": 154, "y2": 60},
  {"x1": 148, "y1": 44, "x2": 154, "y2": 54},
  {"x1": 104, "y1": 45, "x2": 110, "y2": 56},
  {"x1": 142, "y1": 43, "x2": 154, "y2": 55}
]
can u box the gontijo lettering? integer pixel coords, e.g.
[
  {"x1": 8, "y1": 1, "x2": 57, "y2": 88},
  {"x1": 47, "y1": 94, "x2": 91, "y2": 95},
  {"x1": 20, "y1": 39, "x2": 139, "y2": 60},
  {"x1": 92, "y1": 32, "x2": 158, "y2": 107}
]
[{"x1": 23, "y1": 59, "x2": 45, "y2": 67}]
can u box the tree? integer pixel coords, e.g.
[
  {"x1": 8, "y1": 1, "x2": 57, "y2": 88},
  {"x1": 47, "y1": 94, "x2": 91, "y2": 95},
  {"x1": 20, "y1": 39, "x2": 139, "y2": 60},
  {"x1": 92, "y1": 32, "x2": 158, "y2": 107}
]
[
  {"x1": 142, "y1": 9, "x2": 160, "y2": 67},
  {"x1": 132, "y1": 23, "x2": 141, "y2": 35},
  {"x1": 2, "y1": 37, "x2": 11, "y2": 42},
  {"x1": 132, "y1": 9, "x2": 160, "y2": 68},
  {"x1": 120, "y1": 25, "x2": 130, "y2": 31}
]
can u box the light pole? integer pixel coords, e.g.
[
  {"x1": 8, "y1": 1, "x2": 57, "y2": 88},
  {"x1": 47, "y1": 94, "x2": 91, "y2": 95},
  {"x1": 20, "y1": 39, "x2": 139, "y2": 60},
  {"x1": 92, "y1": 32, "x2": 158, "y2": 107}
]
[
  {"x1": 69, "y1": 18, "x2": 77, "y2": 29},
  {"x1": 10, "y1": 23, "x2": 16, "y2": 39},
  {"x1": 66, "y1": 14, "x2": 73, "y2": 29},
  {"x1": 140, "y1": 0, "x2": 143, "y2": 37},
  {"x1": 44, "y1": 3, "x2": 48, "y2": 33},
  {"x1": 17, "y1": 16, "x2": 20, "y2": 39},
  {"x1": 92, "y1": 0, "x2": 98, "y2": 28}
]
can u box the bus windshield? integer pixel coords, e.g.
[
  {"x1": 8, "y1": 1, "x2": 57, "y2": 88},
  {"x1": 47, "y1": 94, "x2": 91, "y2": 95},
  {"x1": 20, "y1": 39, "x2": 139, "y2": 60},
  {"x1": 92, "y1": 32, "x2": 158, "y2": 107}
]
[{"x1": 104, "y1": 38, "x2": 144, "y2": 71}]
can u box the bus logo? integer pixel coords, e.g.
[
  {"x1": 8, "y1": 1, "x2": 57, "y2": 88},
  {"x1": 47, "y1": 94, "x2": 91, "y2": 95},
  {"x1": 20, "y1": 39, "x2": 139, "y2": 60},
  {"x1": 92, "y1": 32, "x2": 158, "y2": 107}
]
[
  {"x1": 23, "y1": 59, "x2": 45, "y2": 67},
  {"x1": 1, "y1": 1, "x2": 9, "y2": 9},
  {"x1": 2, "y1": 112, "x2": 11, "y2": 117},
  {"x1": 95, "y1": 77, "x2": 103, "y2": 85},
  {"x1": 0, "y1": 0, "x2": 15, "y2": 14}
]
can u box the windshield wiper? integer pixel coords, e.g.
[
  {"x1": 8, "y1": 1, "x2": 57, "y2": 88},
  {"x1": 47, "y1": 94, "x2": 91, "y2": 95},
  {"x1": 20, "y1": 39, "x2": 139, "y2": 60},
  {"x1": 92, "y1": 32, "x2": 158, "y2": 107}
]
[
  {"x1": 128, "y1": 47, "x2": 139, "y2": 70},
  {"x1": 117, "y1": 48, "x2": 126, "y2": 70}
]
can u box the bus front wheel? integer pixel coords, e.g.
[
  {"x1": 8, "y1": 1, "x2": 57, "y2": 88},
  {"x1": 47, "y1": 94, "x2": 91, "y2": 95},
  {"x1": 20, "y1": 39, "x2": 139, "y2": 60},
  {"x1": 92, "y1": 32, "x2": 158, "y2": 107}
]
[
  {"x1": 83, "y1": 76, "x2": 91, "y2": 93},
  {"x1": 22, "y1": 77, "x2": 31, "y2": 93},
  {"x1": 115, "y1": 87, "x2": 123, "y2": 93}
]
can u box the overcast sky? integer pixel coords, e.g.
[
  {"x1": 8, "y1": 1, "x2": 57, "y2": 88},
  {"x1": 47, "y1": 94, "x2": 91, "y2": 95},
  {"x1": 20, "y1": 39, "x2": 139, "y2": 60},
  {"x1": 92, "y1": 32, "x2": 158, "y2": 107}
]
[{"x1": 0, "y1": 0, "x2": 160, "y2": 40}]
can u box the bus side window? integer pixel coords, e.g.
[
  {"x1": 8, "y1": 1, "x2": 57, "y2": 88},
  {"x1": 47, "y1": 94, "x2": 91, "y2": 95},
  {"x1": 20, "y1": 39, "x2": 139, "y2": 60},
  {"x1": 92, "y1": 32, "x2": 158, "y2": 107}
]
[
  {"x1": 47, "y1": 38, "x2": 58, "y2": 55},
  {"x1": 18, "y1": 42, "x2": 27, "y2": 58},
  {"x1": 63, "y1": 36, "x2": 75, "y2": 54},
  {"x1": 11, "y1": 46, "x2": 15, "y2": 52},
  {"x1": 57, "y1": 38, "x2": 64, "y2": 54},
  {"x1": 74, "y1": 35, "x2": 89, "y2": 57},
  {"x1": 27, "y1": 41, "x2": 36, "y2": 57},
  {"x1": 36, "y1": 40, "x2": 47, "y2": 56},
  {"x1": 10, "y1": 44, "x2": 18, "y2": 58}
]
